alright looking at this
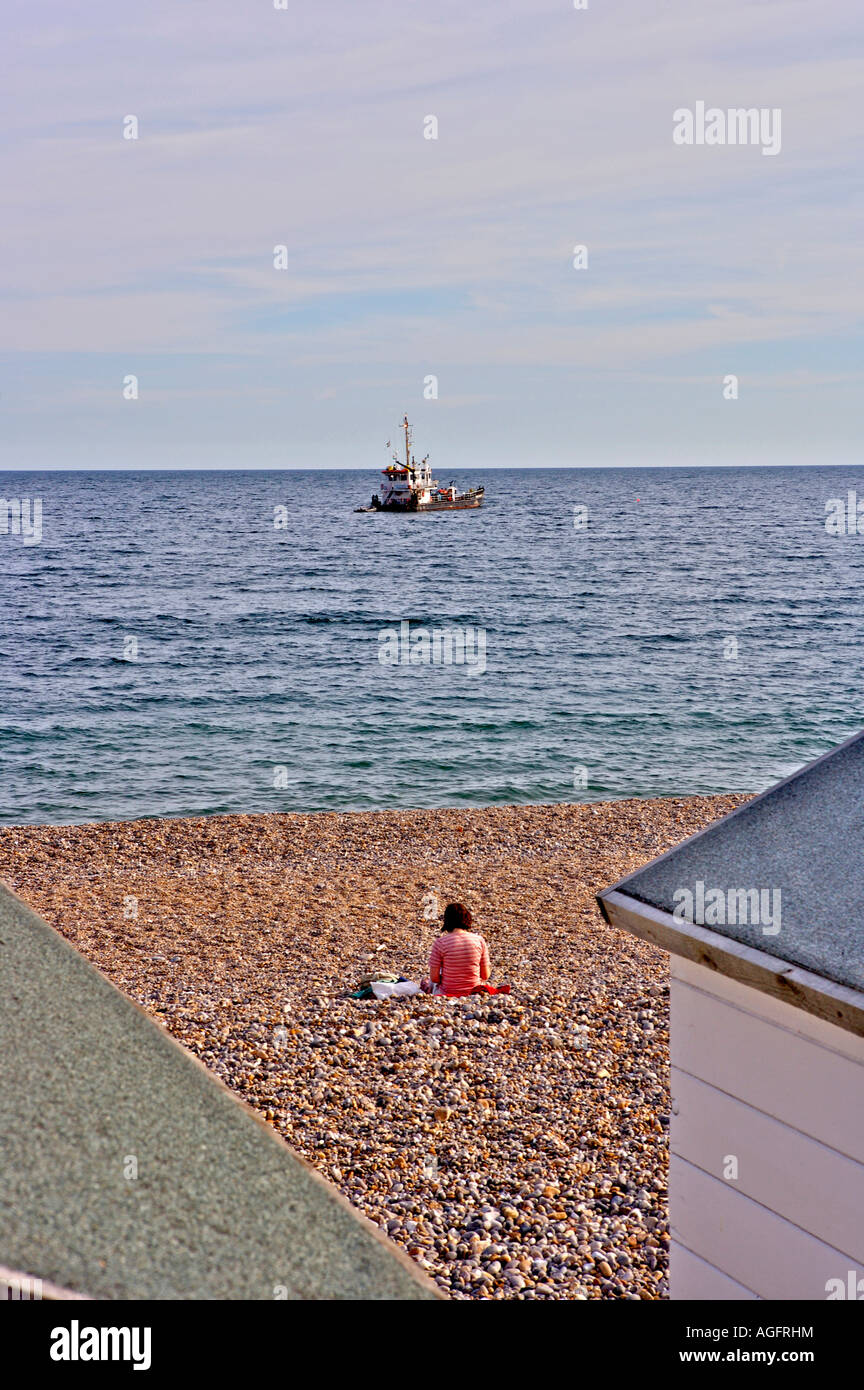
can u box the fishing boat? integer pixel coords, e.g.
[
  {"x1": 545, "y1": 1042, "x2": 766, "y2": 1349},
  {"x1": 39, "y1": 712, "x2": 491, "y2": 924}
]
[{"x1": 355, "y1": 417, "x2": 485, "y2": 512}]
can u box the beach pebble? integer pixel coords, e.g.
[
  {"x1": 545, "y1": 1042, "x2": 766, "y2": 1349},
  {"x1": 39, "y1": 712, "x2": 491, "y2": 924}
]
[{"x1": 0, "y1": 796, "x2": 743, "y2": 1300}]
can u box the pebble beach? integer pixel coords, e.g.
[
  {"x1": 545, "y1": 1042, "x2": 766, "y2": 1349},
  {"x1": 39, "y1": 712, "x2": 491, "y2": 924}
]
[{"x1": 0, "y1": 794, "x2": 747, "y2": 1300}]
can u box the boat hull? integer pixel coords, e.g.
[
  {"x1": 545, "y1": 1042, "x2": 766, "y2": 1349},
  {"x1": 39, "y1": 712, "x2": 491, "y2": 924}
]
[
  {"x1": 417, "y1": 497, "x2": 484, "y2": 512},
  {"x1": 357, "y1": 496, "x2": 484, "y2": 513}
]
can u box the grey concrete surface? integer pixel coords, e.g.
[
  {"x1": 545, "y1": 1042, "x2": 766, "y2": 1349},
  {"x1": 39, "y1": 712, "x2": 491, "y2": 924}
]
[
  {"x1": 603, "y1": 729, "x2": 864, "y2": 994},
  {"x1": 0, "y1": 883, "x2": 441, "y2": 1300}
]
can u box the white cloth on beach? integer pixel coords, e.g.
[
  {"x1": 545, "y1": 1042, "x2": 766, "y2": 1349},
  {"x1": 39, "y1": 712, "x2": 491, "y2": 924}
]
[{"x1": 370, "y1": 980, "x2": 421, "y2": 999}]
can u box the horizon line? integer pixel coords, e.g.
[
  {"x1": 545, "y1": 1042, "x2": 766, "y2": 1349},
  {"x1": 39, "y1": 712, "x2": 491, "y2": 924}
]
[{"x1": 0, "y1": 461, "x2": 857, "y2": 475}]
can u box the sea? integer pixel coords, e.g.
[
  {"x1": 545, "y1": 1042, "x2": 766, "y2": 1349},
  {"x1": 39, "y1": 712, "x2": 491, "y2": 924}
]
[{"x1": 1, "y1": 465, "x2": 863, "y2": 826}]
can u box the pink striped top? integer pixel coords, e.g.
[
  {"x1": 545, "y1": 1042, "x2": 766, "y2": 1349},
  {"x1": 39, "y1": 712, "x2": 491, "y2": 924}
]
[{"x1": 428, "y1": 929, "x2": 491, "y2": 996}]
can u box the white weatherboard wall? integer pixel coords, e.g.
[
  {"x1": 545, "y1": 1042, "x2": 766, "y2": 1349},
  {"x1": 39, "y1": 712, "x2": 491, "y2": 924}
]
[{"x1": 670, "y1": 956, "x2": 864, "y2": 1300}]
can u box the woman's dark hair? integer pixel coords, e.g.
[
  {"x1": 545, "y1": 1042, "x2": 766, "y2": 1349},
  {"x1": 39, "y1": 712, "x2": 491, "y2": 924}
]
[{"x1": 442, "y1": 902, "x2": 473, "y2": 933}]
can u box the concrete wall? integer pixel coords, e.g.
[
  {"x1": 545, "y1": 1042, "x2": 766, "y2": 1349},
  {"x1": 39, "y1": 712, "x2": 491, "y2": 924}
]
[{"x1": 670, "y1": 956, "x2": 864, "y2": 1300}]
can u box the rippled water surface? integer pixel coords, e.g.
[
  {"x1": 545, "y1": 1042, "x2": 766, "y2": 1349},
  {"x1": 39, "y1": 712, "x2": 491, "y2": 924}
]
[{"x1": 1, "y1": 466, "x2": 863, "y2": 824}]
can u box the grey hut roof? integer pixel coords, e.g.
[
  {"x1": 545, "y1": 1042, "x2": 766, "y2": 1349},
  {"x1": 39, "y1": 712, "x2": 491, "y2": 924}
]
[
  {"x1": 597, "y1": 729, "x2": 864, "y2": 1038},
  {"x1": 0, "y1": 883, "x2": 440, "y2": 1301}
]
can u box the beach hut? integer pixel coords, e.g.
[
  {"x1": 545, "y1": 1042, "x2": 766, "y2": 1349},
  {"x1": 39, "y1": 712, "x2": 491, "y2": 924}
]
[
  {"x1": 597, "y1": 730, "x2": 864, "y2": 1301},
  {"x1": 0, "y1": 881, "x2": 439, "y2": 1301}
]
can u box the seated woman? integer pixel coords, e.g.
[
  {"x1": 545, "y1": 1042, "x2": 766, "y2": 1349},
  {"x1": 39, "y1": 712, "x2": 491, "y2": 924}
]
[{"x1": 421, "y1": 902, "x2": 508, "y2": 997}]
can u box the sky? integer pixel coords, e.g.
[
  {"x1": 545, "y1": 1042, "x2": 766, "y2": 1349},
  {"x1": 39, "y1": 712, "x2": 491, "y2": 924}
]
[{"x1": 1, "y1": 0, "x2": 862, "y2": 469}]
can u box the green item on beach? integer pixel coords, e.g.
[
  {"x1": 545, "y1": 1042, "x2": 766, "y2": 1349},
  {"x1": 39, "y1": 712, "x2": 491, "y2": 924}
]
[{"x1": 349, "y1": 970, "x2": 402, "y2": 1000}]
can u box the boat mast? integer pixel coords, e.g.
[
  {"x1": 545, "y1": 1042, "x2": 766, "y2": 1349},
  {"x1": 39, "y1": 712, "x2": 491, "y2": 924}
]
[{"x1": 403, "y1": 416, "x2": 411, "y2": 469}]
